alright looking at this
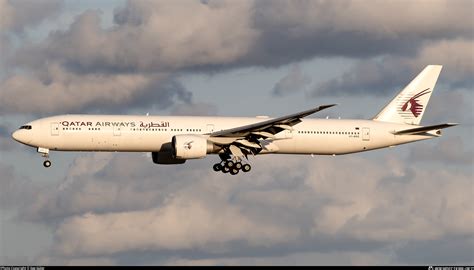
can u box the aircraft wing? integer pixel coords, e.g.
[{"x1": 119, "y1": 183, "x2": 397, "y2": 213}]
[
  {"x1": 206, "y1": 104, "x2": 336, "y2": 157},
  {"x1": 393, "y1": 123, "x2": 458, "y2": 135},
  {"x1": 209, "y1": 104, "x2": 337, "y2": 138}
]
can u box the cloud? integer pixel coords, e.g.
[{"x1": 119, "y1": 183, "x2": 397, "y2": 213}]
[
  {"x1": 20, "y1": 153, "x2": 174, "y2": 221},
  {"x1": 0, "y1": 64, "x2": 191, "y2": 114},
  {"x1": 17, "y1": 150, "x2": 473, "y2": 264},
  {"x1": 2, "y1": 1, "x2": 255, "y2": 114},
  {"x1": 2, "y1": 0, "x2": 473, "y2": 265},
  {"x1": 0, "y1": 162, "x2": 39, "y2": 210},
  {"x1": 54, "y1": 196, "x2": 296, "y2": 257},
  {"x1": 0, "y1": 0, "x2": 62, "y2": 33},
  {"x1": 0, "y1": 0, "x2": 61, "y2": 81},
  {"x1": 304, "y1": 156, "x2": 473, "y2": 253},
  {"x1": 424, "y1": 89, "x2": 472, "y2": 124},
  {"x1": 271, "y1": 65, "x2": 311, "y2": 97},
  {"x1": 169, "y1": 102, "x2": 218, "y2": 116},
  {"x1": 413, "y1": 39, "x2": 474, "y2": 88},
  {"x1": 0, "y1": 123, "x2": 17, "y2": 151},
  {"x1": 394, "y1": 235, "x2": 474, "y2": 264},
  {"x1": 9, "y1": 0, "x2": 473, "y2": 73},
  {"x1": 246, "y1": 0, "x2": 473, "y2": 66},
  {"x1": 12, "y1": 2, "x2": 258, "y2": 73},
  {"x1": 408, "y1": 136, "x2": 473, "y2": 165},
  {"x1": 2, "y1": 1, "x2": 472, "y2": 114},
  {"x1": 312, "y1": 39, "x2": 474, "y2": 97},
  {"x1": 311, "y1": 59, "x2": 410, "y2": 97}
]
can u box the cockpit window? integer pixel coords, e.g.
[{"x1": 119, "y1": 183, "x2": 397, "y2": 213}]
[{"x1": 19, "y1": 125, "x2": 32, "y2": 130}]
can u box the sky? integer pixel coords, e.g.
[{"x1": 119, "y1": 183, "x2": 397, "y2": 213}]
[{"x1": 0, "y1": 0, "x2": 473, "y2": 265}]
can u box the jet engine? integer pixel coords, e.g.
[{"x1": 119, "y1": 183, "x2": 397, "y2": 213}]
[
  {"x1": 152, "y1": 151, "x2": 186, "y2": 164},
  {"x1": 172, "y1": 135, "x2": 212, "y2": 159}
]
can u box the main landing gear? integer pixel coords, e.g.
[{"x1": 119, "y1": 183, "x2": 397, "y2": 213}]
[
  {"x1": 38, "y1": 147, "x2": 52, "y2": 168},
  {"x1": 212, "y1": 158, "x2": 251, "y2": 175}
]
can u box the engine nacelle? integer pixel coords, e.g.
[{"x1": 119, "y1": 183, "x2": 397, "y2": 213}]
[
  {"x1": 152, "y1": 151, "x2": 186, "y2": 164},
  {"x1": 172, "y1": 134, "x2": 210, "y2": 159}
]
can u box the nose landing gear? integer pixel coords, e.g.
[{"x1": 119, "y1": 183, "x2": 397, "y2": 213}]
[
  {"x1": 38, "y1": 147, "x2": 52, "y2": 168},
  {"x1": 43, "y1": 160, "x2": 52, "y2": 168}
]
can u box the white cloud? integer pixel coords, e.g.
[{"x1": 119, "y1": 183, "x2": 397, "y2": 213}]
[
  {"x1": 17, "y1": 152, "x2": 472, "y2": 263},
  {"x1": 54, "y1": 195, "x2": 297, "y2": 256},
  {"x1": 0, "y1": 63, "x2": 192, "y2": 114}
]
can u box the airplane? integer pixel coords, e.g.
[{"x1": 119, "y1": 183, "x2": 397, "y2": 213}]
[{"x1": 12, "y1": 65, "x2": 457, "y2": 175}]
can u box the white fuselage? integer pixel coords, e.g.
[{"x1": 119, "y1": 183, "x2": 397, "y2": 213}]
[{"x1": 12, "y1": 114, "x2": 436, "y2": 156}]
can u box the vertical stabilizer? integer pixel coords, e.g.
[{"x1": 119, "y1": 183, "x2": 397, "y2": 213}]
[{"x1": 373, "y1": 65, "x2": 442, "y2": 125}]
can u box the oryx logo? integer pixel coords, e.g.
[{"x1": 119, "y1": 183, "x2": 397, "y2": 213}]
[
  {"x1": 184, "y1": 141, "x2": 193, "y2": 150},
  {"x1": 401, "y1": 88, "x2": 431, "y2": 117}
]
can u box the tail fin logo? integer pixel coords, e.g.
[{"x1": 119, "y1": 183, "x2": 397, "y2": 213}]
[{"x1": 401, "y1": 88, "x2": 431, "y2": 117}]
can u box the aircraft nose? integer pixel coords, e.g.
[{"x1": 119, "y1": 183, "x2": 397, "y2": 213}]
[
  {"x1": 11, "y1": 130, "x2": 29, "y2": 144},
  {"x1": 11, "y1": 130, "x2": 20, "y2": 142}
]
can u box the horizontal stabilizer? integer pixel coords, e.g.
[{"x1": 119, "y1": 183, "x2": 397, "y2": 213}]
[{"x1": 393, "y1": 123, "x2": 458, "y2": 135}]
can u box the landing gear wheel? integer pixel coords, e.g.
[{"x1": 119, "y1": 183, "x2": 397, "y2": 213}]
[
  {"x1": 213, "y1": 163, "x2": 222, "y2": 172},
  {"x1": 43, "y1": 160, "x2": 52, "y2": 168},
  {"x1": 234, "y1": 162, "x2": 242, "y2": 170},
  {"x1": 230, "y1": 168, "x2": 239, "y2": 175},
  {"x1": 226, "y1": 160, "x2": 234, "y2": 168},
  {"x1": 222, "y1": 166, "x2": 230, "y2": 173},
  {"x1": 242, "y1": 164, "x2": 251, "y2": 172}
]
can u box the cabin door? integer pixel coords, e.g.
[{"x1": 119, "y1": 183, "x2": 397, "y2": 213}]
[
  {"x1": 114, "y1": 125, "x2": 121, "y2": 136},
  {"x1": 362, "y1": 127, "x2": 370, "y2": 141},
  {"x1": 51, "y1": 123, "x2": 59, "y2": 136}
]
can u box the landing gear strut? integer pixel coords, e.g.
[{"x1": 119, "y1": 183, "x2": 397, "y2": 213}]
[{"x1": 38, "y1": 147, "x2": 52, "y2": 168}]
